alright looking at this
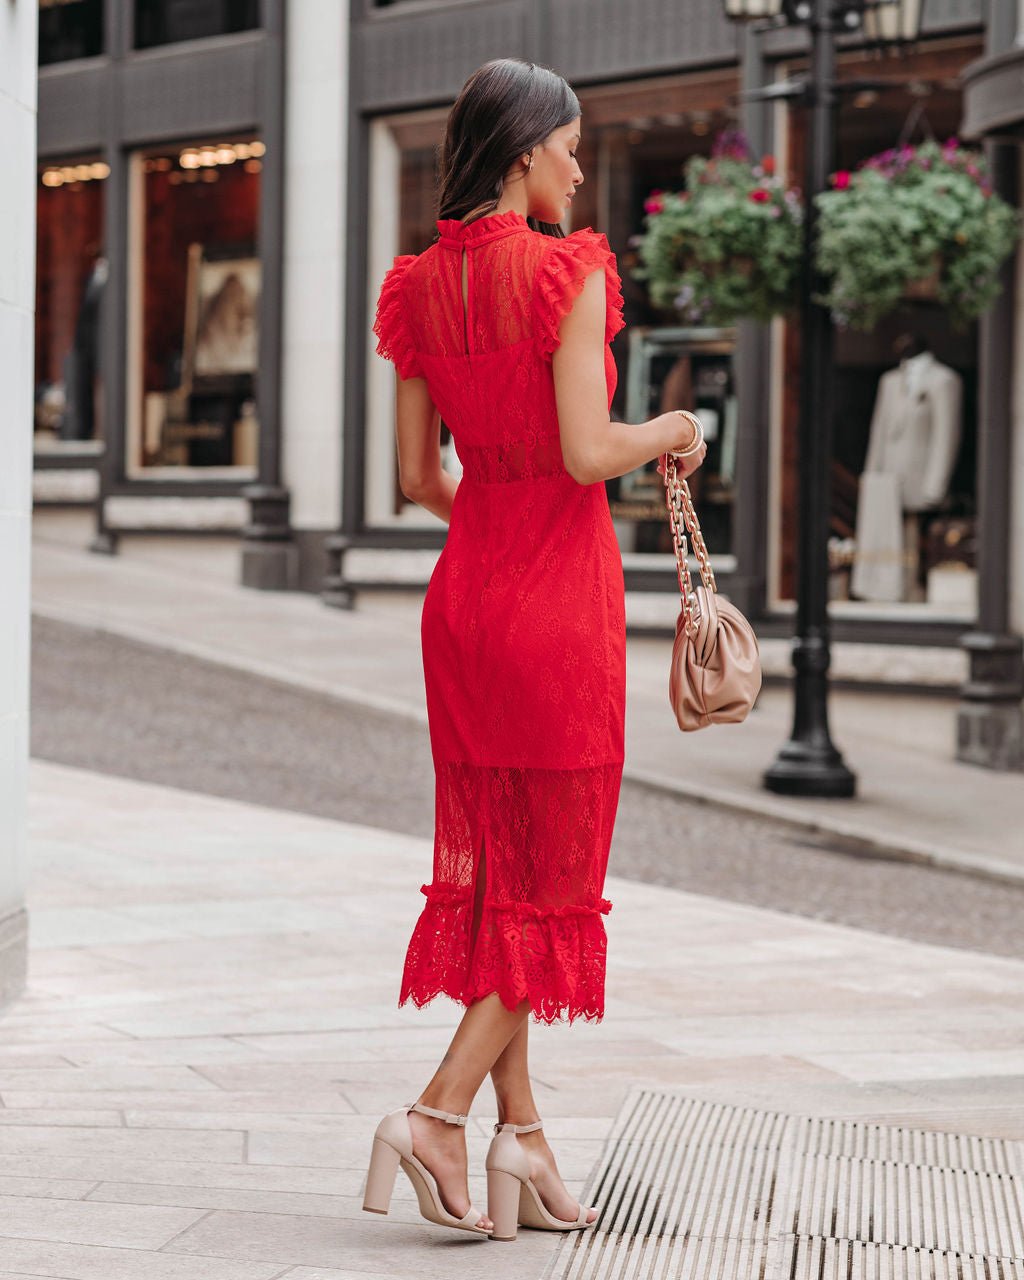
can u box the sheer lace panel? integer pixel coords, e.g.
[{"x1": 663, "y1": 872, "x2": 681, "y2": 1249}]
[{"x1": 399, "y1": 761, "x2": 622, "y2": 1025}]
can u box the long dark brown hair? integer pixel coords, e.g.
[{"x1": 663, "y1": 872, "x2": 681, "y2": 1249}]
[{"x1": 437, "y1": 59, "x2": 580, "y2": 239}]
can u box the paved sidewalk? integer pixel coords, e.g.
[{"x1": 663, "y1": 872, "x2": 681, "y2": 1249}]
[
  {"x1": 30, "y1": 512, "x2": 1024, "y2": 884},
  {"x1": 3, "y1": 758, "x2": 1022, "y2": 1279}
]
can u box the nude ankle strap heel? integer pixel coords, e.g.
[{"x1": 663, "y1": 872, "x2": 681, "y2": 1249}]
[
  {"x1": 485, "y1": 1117, "x2": 596, "y2": 1239},
  {"x1": 362, "y1": 1102, "x2": 488, "y2": 1236}
]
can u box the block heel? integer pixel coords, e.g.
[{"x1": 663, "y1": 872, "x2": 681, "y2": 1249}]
[
  {"x1": 361, "y1": 1102, "x2": 490, "y2": 1236},
  {"x1": 487, "y1": 1166, "x2": 523, "y2": 1242},
  {"x1": 362, "y1": 1136, "x2": 401, "y2": 1214},
  {"x1": 486, "y1": 1118, "x2": 597, "y2": 1235}
]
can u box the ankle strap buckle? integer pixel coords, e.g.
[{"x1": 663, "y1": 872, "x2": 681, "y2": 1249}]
[{"x1": 408, "y1": 1101, "x2": 467, "y2": 1127}]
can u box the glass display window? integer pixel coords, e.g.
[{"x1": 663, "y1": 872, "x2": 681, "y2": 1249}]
[
  {"x1": 618, "y1": 328, "x2": 737, "y2": 556},
  {"x1": 134, "y1": 0, "x2": 261, "y2": 49},
  {"x1": 39, "y1": 0, "x2": 103, "y2": 65},
  {"x1": 771, "y1": 44, "x2": 982, "y2": 619},
  {"x1": 126, "y1": 137, "x2": 263, "y2": 476},
  {"x1": 365, "y1": 110, "x2": 450, "y2": 528},
  {"x1": 34, "y1": 156, "x2": 108, "y2": 451}
]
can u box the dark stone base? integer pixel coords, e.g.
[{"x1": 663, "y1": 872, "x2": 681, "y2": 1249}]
[
  {"x1": 956, "y1": 701, "x2": 1024, "y2": 771},
  {"x1": 89, "y1": 529, "x2": 119, "y2": 556},
  {"x1": 240, "y1": 541, "x2": 298, "y2": 591},
  {"x1": 322, "y1": 533, "x2": 354, "y2": 609},
  {"x1": 291, "y1": 528, "x2": 331, "y2": 595},
  {"x1": 957, "y1": 631, "x2": 1024, "y2": 770},
  {"x1": 0, "y1": 907, "x2": 28, "y2": 1012},
  {"x1": 238, "y1": 528, "x2": 331, "y2": 594}
]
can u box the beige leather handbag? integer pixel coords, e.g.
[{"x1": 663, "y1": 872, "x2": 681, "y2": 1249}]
[{"x1": 663, "y1": 453, "x2": 762, "y2": 732}]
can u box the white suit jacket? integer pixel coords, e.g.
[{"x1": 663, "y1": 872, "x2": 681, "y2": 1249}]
[
  {"x1": 861, "y1": 352, "x2": 963, "y2": 512},
  {"x1": 851, "y1": 353, "x2": 963, "y2": 602}
]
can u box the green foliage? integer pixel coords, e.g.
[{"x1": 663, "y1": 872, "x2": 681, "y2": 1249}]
[
  {"x1": 632, "y1": 147, "x2": 804, "y2": 326},
  {"x1": 814, "y1": 140, "x2": 1021, "y2": 330}
]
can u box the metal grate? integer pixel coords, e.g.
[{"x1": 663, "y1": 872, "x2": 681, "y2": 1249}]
[{"x1": 543, "y1": 1091, "x2": 1024, "y2": 1280}]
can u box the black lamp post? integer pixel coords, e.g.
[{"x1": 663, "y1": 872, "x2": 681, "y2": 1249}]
[{"x1": 721, "y1": 0, "x2": 924, "y2": 798}]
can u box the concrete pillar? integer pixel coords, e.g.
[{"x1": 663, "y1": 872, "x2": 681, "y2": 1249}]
[
  {"x1": 277, "y1": 0, "x2": 347, "y2": 592},
  {"x1": 0, "y1": 0, "x2": 37, "y2": 1008}
]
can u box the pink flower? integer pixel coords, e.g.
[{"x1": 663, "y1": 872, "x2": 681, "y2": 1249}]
[
  {"x1": 832, "y1": 170, "x2": 851, "y2": 190},
  {"x1": 749, "y1": 188, "x2": 770, "y2": 203},
  {"x1": 644, "y1": 189, "x2": 665, "y2": 214}
]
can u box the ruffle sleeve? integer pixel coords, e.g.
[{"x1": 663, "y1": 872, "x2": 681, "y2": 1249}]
[
  {"x1": 533, "y1": 228, "x2": 625, "y2": 360},
  {"x1": 372, "y1": 255, "x2": 424, "y2": 381}
]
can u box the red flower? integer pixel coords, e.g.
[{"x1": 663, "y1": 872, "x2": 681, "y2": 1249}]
[
  {"x1": 761, "y1": 154, "x2": 776, "y2": 175},
  {"x1": 644, "y1": 189, "x2": 665, "y2": 214},
  {"x1": 832, "y1": 170, "x2": 851, "y2": 190},
  {"x1": 749, "y1": 188, "x2": 770, "y2": 203}
]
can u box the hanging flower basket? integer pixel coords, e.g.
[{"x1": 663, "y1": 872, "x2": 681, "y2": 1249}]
[
  {"x1": 814, "y1": 139, "x2": 1022, "y2": 330},
  {"x1": 632, "y1": 131, "x2": 804, "y2": 326},
  {"x1": 901, "y1": 254, "x2": 941, "y2": 300}
]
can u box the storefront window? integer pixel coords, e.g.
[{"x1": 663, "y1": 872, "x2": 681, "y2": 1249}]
[
  {"x1": 774, "y1": 50, "x2": 981, "y2": 618},
  {"x1": 34, "y1": 157, "x2": 107, "y2": 451},
  {"x1": 134, "y1": 0, "x2": 261, "y2": 50},
  {"x1": 39, "y1": 0, "x2": 103, "y2": 65},
  {"x1": 126, "y1": 138, "x2": 262, "y2": 475}
]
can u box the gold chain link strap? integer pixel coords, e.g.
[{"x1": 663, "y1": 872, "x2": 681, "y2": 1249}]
[{"x1": 664, "y1": 454, "x2": 717, "y2": 640}]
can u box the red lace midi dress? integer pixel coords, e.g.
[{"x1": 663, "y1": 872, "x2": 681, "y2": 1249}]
[{"x1": 373, "y1": 209, "x2": 626, "y2": 1024}]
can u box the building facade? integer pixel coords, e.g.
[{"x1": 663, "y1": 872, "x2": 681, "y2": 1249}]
[{"x1": 33, "y1": 0, "x2": 348, "y2": 592}]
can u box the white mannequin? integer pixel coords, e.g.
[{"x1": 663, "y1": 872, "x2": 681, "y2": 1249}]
[{"x1": 851, "y1": 348, "x2": 963, "y2": 603}]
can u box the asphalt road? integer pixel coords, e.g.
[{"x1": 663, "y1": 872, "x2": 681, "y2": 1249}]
[{"x1": 30, "y1": 615, "x2": 1024, "y2": 962}]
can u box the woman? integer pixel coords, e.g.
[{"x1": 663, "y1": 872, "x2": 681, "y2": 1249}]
[{"x1": 363, "y1": 58, "x2": 706, "y2": 1242}]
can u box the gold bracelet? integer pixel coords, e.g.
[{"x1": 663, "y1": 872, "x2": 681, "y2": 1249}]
[{"x1": 669, "y1": 410, "x2": 704, "y2": 459}]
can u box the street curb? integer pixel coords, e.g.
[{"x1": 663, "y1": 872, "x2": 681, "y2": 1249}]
[
  {"x1": 623, "y1": 764, "x2": 1024, "y2": 890},
  {"x1": 32, "y1": 604, "x2": 1023, "y2": 892}
]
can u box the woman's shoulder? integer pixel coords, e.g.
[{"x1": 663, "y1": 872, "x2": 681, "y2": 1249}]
[
  {"x1": 533, "y1": 228, "x2": 624, "y2": 355},
  {"x1": 542, "y1": 225, "x2": 616, "y2": 259}
]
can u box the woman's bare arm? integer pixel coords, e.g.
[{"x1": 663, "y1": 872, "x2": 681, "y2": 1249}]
[
  {"x1": 552, "y1": 269, "x2": 706, "y2": 485},
  {"x1": 394, "y1": 371, "x2": 459, "y2": 524}
]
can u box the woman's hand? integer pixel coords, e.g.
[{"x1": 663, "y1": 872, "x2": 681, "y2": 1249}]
[{"x1": 657, "y1": 413, "x2": 707, "y2": 481}]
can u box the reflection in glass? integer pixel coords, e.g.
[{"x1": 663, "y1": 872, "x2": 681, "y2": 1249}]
[
  {"x1": 35, "y1": 159, "x2": 107, "y2": 447},
  {"x1": 131, "y1": 139, "x2": 262, "y2": 471}
]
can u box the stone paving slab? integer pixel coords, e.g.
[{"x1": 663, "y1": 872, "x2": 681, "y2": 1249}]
[{"x1": 0, "y1": 759, "x2": 1021, "y2": 1279}]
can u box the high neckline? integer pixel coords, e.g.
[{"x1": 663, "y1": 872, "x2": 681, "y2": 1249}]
[{"x1": 436, "y1": 210, "x2": 530, "y2": 243}]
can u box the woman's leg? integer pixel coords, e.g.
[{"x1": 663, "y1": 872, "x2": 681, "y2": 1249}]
[
  {"x1": 408, "y1": 991, "x2": 530, "y2": 1226},
  {"x1": 488, "y1": 1021, "x2": 598, "y2": 1224}
]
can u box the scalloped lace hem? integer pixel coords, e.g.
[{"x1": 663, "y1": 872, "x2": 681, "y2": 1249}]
[{"x1": 399, "y1": 886, "x2": 611, "y2": 1025}]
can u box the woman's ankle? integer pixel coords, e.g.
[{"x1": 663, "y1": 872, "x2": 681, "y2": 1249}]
[{"x1": 493, "y1": 1102, "x2": 542, "y2": 1128}]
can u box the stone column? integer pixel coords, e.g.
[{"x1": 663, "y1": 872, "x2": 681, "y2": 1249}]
[
  {"x1": 276, "y1": 0, "x2": 347, "y2": 594},
  {"x1": 0, "y1": 0, "x2": 37, "y2": 1007}
]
